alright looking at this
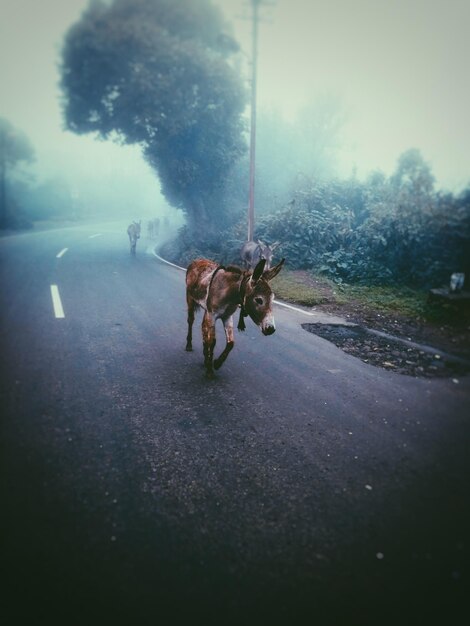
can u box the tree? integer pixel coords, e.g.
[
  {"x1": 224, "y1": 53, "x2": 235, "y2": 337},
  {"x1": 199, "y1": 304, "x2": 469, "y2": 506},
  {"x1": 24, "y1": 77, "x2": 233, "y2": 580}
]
[
  {"x1": 294, "y1": 93, "x2": 347, "y2": 181},
  {"x1": 226, "y1": 95, "x2": 347, "y2": 219},
  {"x1": 390, "y1": 148, "x2": 435, "y2": 212},
  {"x1": 0, "y1": 117, "x2": 35, "y2": 227},
  {"x1": 13, "y1": 176, "x2": 75, "y2": 222},
  {"x1": 60, "y1": 0, "x2": 247, "y2": 237}
]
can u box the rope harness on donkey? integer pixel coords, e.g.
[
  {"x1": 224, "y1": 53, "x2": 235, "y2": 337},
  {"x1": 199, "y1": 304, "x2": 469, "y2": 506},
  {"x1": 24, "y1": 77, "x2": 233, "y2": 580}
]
[{"x1": 207, "y1": 266, "x2": 250, "y2": 332}]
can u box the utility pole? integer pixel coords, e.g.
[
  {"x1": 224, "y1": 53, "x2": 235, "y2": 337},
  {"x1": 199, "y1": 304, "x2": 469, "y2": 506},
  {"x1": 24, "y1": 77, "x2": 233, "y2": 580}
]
[
  {"x1": 247, "y1": 0, "x2": 260, "y2": 242},
  {"x1": 243, "y1": 0, "x2": 274, "y2": 241}
]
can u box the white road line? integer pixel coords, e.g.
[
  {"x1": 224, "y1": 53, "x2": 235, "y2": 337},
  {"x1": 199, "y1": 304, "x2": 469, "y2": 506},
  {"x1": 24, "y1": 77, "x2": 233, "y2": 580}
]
[
  {"x1": 152, "y1": 251, "x2": 186, "y2": 270},
  {"x1": 272, "y1": 299, "x2": 318, "y2": 316},
  {"x1": 50, "y1": 285, "x2": 65, "y2": 318},
  {"x1": 89, "y1": 233, "x2": 102, "y2": 239},
  {"x1": 56, "y1": 248, "x2": 68, "y2": 258},
  {"x1": 151, "y1": 249, "x2": 317, "y2": 317}
]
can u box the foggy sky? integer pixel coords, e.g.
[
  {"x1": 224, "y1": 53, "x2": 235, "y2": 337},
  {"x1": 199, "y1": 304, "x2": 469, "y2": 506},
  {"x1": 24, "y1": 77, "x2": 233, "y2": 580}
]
[{"x1": 1, "y1": 0, "x2": 469, "y2": 195}]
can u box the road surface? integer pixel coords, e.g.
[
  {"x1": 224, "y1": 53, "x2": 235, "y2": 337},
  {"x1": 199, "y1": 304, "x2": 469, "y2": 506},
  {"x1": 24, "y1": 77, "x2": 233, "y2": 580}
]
[{"x1": 1, "y1": 221, "x2": 469, "y2": 625}]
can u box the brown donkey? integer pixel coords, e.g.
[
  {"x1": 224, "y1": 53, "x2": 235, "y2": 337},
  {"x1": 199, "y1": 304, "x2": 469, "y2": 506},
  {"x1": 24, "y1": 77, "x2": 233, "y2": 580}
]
[{"x1": 185, "y1": 257, "x2": 285, "y2": 378}]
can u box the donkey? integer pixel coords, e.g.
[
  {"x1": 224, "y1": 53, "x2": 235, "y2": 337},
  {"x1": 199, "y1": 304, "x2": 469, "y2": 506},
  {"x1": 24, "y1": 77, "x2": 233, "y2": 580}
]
[
  {"x1": 240, "y1": 240, "x2": 280, "y2": 270},
  {"x1": 127, "y1": 220, "x2": 141, "y2": 255},
  {"x1": 185, "y1": 257, "x2": 285, "y2": 378}
]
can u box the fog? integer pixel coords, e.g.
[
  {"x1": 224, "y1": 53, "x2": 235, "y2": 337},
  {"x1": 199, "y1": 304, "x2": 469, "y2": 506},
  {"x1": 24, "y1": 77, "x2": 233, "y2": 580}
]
[
  {"x1": 230, "y1": 0, "x2": 470, "y2": 190},
  {"x1": 1, "y1": 0, "x2": 469, "y2": 226},
  {"x1": 1, "y1": 1, "x2": 174, "y2": 224}
]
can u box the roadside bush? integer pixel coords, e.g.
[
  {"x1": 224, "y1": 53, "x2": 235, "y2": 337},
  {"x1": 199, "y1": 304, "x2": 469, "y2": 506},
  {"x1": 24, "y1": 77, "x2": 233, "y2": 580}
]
[
  {"x1": 253, "y1": 157, "x2": 470, "y2": 288},
  {"x1": 165, "y1": 150, "x2": 470, "y2": 290}
]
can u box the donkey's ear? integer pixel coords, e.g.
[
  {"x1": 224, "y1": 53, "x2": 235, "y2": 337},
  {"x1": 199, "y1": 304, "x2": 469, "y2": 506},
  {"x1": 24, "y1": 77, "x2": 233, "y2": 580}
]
[
  {"x1": 252, "y1": 258, "x2": 266, "y2": 282},
  {"x1": 264, "y1": 258, "x2": 285, "y2": 281}
]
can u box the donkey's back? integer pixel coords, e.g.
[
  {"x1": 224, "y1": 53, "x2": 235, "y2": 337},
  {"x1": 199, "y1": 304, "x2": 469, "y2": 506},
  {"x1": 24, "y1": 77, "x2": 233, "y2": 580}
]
[
  {"x1": 240, "y1": 240, "x2": 280, "y2": 270},
  {"x1": 127, "y1": 220, "x2": 141, "y2": 255}
]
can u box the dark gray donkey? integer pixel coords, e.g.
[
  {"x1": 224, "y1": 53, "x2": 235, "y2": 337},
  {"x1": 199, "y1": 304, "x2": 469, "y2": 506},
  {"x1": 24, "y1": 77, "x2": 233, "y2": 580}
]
[
  {"x1": 240, "y1": 240, "x2": 280, "y2": 270},
  {"x1": 127, "y1": 220, "x2": 141, "y2": 255}
]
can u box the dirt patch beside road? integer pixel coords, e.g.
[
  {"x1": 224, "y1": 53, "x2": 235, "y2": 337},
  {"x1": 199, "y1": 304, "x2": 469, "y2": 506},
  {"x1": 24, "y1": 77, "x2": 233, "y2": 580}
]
[
  {"x1": 302, "y1": 323, "x2": 470, "y2": 379},
  {"x1": 272, "y1": 270, "x2": 470, "y2": 378},
  {"x1": 316, "y1": 297, "x2": 470, "y2": 361}
]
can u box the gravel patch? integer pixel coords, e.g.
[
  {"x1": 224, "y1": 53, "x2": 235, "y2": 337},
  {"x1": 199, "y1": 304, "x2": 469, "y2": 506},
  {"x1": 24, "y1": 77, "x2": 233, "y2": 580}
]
[{"x1": 302, "y1": 323, "x2": 470, "y2": 378}]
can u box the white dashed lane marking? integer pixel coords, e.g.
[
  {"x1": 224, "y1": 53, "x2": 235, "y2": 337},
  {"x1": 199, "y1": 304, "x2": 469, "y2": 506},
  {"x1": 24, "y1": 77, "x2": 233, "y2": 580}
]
[{"x1": 50, "y1": 285, "x2": 65, "y2": 318}]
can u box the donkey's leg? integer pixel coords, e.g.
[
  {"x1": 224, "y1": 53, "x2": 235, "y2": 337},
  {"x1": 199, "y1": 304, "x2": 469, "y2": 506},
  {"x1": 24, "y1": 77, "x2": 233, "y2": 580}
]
[
  {"x1": 202, "y1": 311, "x2": 216, "y2": 378},
  {"x1": 213, "y1": 316, "x2": 234, "y2": 370},
  {"x1": 185, "y1": 295, "x2": 196, "y2": 351}
]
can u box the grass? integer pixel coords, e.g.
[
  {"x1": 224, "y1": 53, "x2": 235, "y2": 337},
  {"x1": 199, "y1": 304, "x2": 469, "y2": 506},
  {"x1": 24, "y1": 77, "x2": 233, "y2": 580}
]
[
  {"x1": 271, "y1": 270, "x2": 343, "y2": 307},
  {"x1": 338, "y1": 283, "x2": 467, "y2": 323},
  {"x1": 272, "y1": 269, "x2": 451, "y2": 323},
  {"x1": 338, "y1": 283, "x2": 430, "y2": 318}
]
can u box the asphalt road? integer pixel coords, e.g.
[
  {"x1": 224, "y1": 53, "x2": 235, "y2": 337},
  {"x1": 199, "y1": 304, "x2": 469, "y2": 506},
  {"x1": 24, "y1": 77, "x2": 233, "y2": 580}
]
[{"x1": 1, "y1": 221, "x2": 469, "y2": 625}]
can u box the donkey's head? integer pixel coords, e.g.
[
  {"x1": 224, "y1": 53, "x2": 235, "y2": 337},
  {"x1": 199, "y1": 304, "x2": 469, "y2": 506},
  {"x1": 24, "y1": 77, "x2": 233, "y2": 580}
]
[
  {"x1": 257, "y1": 240, "x2": 280, "y2": 270},
  {"x1": 243, "y1": 258, "x2": 285, "y2": 335}
]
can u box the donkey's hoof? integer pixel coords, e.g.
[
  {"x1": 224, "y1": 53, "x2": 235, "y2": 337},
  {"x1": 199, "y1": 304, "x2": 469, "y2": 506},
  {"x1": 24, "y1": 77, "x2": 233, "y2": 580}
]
[
  {"x1": 205, "y1": 370, "x2": 215, "y2": 380},
  {"x1": 185, "y1": 344, "x2": 193, "y2": 352},
  {"x1": 213, "y1": 358, "x2": 223, "y2": 370}
]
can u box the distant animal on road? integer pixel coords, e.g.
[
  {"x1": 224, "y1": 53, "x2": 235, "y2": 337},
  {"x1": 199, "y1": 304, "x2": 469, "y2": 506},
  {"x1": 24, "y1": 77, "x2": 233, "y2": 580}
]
[
  {"x1": 147, "y1": 218, "x2": 160, "y2": 240},
  {"x1": 185, "y1": 257, "x2": 285, "y2": 378},
  {"x1": 240, "y1": 240, "x2": 280, "y2": 270},
  {"x1": 127, "y1": 220, "x2": 141, "y2": 255}
]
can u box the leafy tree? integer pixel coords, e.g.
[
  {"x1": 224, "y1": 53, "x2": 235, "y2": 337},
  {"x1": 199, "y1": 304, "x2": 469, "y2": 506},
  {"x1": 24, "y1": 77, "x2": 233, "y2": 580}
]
[
  {"x1": 391, "y1": 148, "x2": 435, "y2": 197},
  {"x1": 361, "y1": 150, "x2": 436, "y2": 283},
  {"x1": 252, "y1": 108, "x2": 299, "y2": 213},
  {"x1": 13, "y1": 176, "x2": 75, "y2": 222},
  {"x1": 293, "y1": 94, "x2": 346, "y2": 181},
  {"x1": 0, "y1": 117, "x2": 35, "y2": 227},
  {"x1": 224, "y1": 95, "x2": 347, "y2": 224},
  {"x1": 390, "y1": 148, "x2": 435, "y2": 224},
  {"x1": 60, "y1": 0, "x2": 247, "y2": 237}
]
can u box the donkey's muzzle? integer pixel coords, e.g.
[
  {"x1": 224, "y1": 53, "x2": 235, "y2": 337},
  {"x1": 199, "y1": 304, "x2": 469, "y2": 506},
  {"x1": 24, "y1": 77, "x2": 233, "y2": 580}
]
[{"x1": 262, "y1": 325, "x2": 276, "y2": 336}]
